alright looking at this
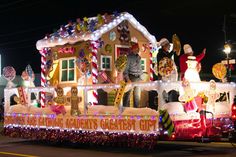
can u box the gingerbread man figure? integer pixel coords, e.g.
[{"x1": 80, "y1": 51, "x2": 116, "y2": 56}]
[
  {"x1": 68, "y1": 86, "x2": 82, "y2": 116},
  {"x1": 205, "y1": 80, "x2": 220, "y2": 113},
  {"x1": 52, "y1": 86, "x2": 67, "y2": 115}
]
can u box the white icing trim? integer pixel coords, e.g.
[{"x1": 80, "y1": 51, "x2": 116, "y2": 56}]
[{"x1": 36, "y1": 12, "x2": 157, "y2": 50}]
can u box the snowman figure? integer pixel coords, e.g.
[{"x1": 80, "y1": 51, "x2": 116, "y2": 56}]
[{"x1": 184, "y1": 56, "x2": 201, "y2": 82}]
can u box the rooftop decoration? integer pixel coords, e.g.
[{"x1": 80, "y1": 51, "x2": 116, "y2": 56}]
[{"x1": 36, "y1": 12, "x2": 157, "y2": 50}]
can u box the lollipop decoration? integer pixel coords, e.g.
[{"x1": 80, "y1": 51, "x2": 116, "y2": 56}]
[
  {"x1": 3, "y1": 66, "x2": 16, "y2": 88},
  {"x1": 212, "y1": 63, "x2": 227, "y2": 81},
  {"x1": 172, "y1": 34, "x2": 181, "y2": 56},
  {"x1": 115, "y1": 55, "x2": 128, "y2": 72},
  {"x1": 158, "y1": 57, "x2": 174, "y2": 77}
]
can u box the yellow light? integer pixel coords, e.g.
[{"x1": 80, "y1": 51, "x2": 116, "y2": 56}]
[{"x1": 224, "y1": 44, "x2": 231, "y2": 54}]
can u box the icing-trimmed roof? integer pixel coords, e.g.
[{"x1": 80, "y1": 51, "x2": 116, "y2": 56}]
[{"x1": 36, "y1": 12, "x2": 157, "y2": 50}]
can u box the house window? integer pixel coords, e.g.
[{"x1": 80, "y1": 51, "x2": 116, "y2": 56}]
[
  {"x1": 141, "y1": 58, "x2": 146, "y2": 72},
  {"x1": 60, "y1": 57, "x2": 76, "y2": 83},
  {"x1": 100, "y1": 55, "x2": 112, "y2": 71}
]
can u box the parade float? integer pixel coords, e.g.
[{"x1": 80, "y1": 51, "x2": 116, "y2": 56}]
[
  {"x1": 3, "y1": 12, "x2": 159, "y2": 149},
  {"x1": 3, "y1": 12, "x2": 236, "y2": 149}
]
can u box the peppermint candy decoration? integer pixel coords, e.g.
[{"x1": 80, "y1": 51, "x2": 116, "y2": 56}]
[{"x1": 3, "y1": 66, "x2": 16, "y2": 81}]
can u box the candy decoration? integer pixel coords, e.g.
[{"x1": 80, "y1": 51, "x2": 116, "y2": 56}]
[
  {"x1": 59, "y1": 25, "x2": 69, "y2": 38},
  {"x1": 117, "y1": 21, "x2": 130, "y2": 44},
  {"x1": 109, "y1": 31, "x2": 116, "y2": 41},
  {"x1": 88, "y1": 20, "x2": 96, "y2": 32},
  {"x1": 45, "y1": 48, "x2": 52, "y2": 57},
  {"x1": 149, "y1": 43, "x2": 154, "y2": 81},
  {"x1": 67, "y1": 22, "x2": 74, "y2": 35},
  {"x1": 97, "y1": 14, "x2": 104, "y2": 26},
  {"x1": 158, "y1": 57, "x2": 174, "y2": 77},
  {"x1": 172, "y1": 34, "x2": 181, "y2": 56},
  {"x1": 39, "y1": 48, "x2": 49, "y2": 108},
  {"x1": 2, "y1": 66, "x2": 16, "y2": 88},
  {"x1": 104, "y1": 13, "x2": 112, "y2": 24},
  {"x1": 47, "y1": 60, "x2": 59, "y2": 80},
  {"x1": 98, "y1": 38, "x2": 104, "y2": 48},
  {"x1": 98, "y1": 70, "x2": 113, "y2": 83},
  {"x1": 212, "y1": 63, "x2": 227, "y2": 80},
  {"x1": 81, "y1": 17, "x2": 88, "y2": 32},
  {"x1": 114, "y1": 81, "x2": 126, "y2": 108},
  {"x1": 17, "y1": 87, "x2": 27, "y2": 105},
  {"x1": 79, "y1": 49, "x2": 85, "y2": 58},
  {"x1": 105, "y1": 44, "x2": 112, "y2": 54},
  {"x1": 46, "y1": 60, "x2": 52, "y2": 70},
  {"x1": 2, "y1": 66, "x2": 16, "y2": 81},
  {"x1": 141, "y1": 44, "x2": 148, "y2": 53},
  {"x1": 159, "y1": 109, "x2": 175, "y2": 136},
  {"x1": 90, "y1": 40, "x2": 99, "y2": 105},
  {"x1": 115, "y1": 55, "x2": 128, "y2": 72}
]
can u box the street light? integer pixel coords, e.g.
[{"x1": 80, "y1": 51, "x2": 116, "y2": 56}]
[{"x1": 223, "y1": 43, "x2": 231, "y2": 82}]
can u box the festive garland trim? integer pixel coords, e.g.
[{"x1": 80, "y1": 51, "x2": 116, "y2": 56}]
[{"x1": 3, "y1": 126, "x2": 158, "y2": 150}]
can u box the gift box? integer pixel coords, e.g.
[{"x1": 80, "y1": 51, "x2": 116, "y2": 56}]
[{"x1": 183, "y1": 99, "x2": 198, "y2": 113}]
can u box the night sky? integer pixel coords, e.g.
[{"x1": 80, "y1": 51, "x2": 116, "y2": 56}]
[{"x1": 0, "y1": 0, "x2": 235, "y2": 75}]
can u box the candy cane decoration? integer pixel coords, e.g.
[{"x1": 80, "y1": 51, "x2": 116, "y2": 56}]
[
  {"x1": 39, "y1": 48, "x2": 48, "y2": 108},
  {"x1": 90, "y1": 40, "x2": 99, "y2": 105},
  {"x1": 149, "y1": 43, "x2": 154, "y2": 81}
]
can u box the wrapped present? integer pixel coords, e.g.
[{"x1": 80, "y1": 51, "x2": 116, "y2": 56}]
[{"x1": 183, "y1": 99, "x2": 198, "y2": 113}]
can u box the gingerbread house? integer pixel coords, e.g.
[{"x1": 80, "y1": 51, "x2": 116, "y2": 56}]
[{"x1": 36, "y1": 12, "x2": 157, "y2": 106}]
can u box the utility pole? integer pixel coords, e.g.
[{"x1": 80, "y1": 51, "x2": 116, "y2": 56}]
[{"x1": 223, "y1": 15, "x2": 227, "y2": 43}]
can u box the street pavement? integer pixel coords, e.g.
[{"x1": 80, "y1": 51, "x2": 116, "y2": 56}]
[{"x1": 0, "y1": 133, "x2": 236, "y2": 157}]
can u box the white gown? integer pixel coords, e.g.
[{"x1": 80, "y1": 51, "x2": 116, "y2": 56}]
[{"x1": 184, "y1": 60, "x2": 201, "y2": 82}]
